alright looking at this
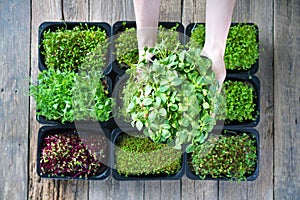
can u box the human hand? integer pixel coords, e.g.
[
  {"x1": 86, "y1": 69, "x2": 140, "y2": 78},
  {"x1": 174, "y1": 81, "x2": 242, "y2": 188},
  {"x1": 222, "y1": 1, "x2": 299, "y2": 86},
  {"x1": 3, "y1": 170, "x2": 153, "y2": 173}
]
[{"x1": 201, "y1": 50, "x2": 226, "y2": 87}]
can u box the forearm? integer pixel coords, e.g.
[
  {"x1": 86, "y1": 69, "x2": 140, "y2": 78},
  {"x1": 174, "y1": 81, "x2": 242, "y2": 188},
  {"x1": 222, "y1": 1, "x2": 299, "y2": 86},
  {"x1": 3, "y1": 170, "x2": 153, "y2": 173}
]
[
  {"x1": 133, "y1": 0, "x2": 160, "y2": 58},
  {"x1": 203, "y1": 0, "x2": 236, "y2": 59}
]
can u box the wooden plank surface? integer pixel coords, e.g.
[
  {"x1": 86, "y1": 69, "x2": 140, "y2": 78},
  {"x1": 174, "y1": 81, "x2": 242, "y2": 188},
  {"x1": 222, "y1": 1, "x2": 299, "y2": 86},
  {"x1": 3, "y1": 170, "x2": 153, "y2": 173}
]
[
  {"x1": 274, "y1": 0, "x2": 300, "y2": 199},
  {"x1": 181, "y1": 178, "x2": 218, "y2": 200},
  {"x1": 90, "y1": 0, "x2": 135, "y2": 24},
  {"x1": 63, "y1": 0, "x2": 88, "y2": 21},
  {"x1": 159, "y1": 0, "x2": 182, "y2": 22},
  {"x1": 246, "y1": 0, "x2": 274, "y2": 199},
  {"x1": 28, "y1": 0, "x2": 63, "y2": 199},
  {"x1": 0, "y1": 0, "x2": 30, "y2": 199},
  {"x1": 219, "y1": 0, "x2": 274, "y2": 199},
  {"x1": 29, "y1": 0, "x2": 90, "y2": 199},
  {"x1": 23, "y1": 0, "x2": 300, "y2": 199},
  {"x1": 182, "y1": 0, "x2": 206, "y2": 26}
]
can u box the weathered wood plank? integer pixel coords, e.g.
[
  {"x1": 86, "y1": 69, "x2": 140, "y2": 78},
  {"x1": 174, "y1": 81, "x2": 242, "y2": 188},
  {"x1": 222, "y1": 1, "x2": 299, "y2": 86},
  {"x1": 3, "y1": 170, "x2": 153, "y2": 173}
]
[
  {"x1": 161, "y1": 180, "x2": 181, "y2": 200},
  {"x1": 29, "y1": 0, "x2": 62, "y2": 199},
  {"x1": 181, "y1": 178, "x2": 218, "y2": 200},
  {"x1": 29, "y1": 0, "x2": 90, "y2": 199},
  {"x1": 159, "y1": 0, "x2": 182, "y2": 22},
  {"x1": 144, "y1": 181, "x2": 161, "y2": 200},
  {"x1": 219, "y1": 182, "x2": 248, "y2": 200},
  {"x1": 90, "y1": 0, "x2": 113, "y2": 23},
  {"x1": 58, "y1": 180, "x2": 88, "y2": 199},
  {"x1": 220, "y1": 1, "x2": 274, "y2": 199},
  {"x1": 246, "y1": 0, "x2": 274, "y2": 199},
  {"x1": 90, "y1": 0, "x2": 135, "y2": 25},
  {"x1": 0, "y1": 0, "x2": 30, "y2": 199},
  {"x1": 182, "y1": 0, "x2": 206, "y2": 26},
  {"x1": 274, "y1": 0, "x2": 300, "y2": 199},
  {"x1": 63, "y1": 0, "x2": 88, "y2": 21},
  {"x1": 111, "y1": 180, "x2": 145, "y2": 200},
  {"x1": 89, "y1": 178, "x2": 113, "y2": 200}
]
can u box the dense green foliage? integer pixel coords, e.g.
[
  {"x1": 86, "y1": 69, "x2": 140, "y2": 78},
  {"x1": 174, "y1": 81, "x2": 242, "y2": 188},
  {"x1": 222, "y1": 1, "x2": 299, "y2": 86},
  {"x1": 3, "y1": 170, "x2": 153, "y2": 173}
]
[
  {"x1": 188, "y1": 24, "x2": 205, "y2": 47},
  {"x1": 189, "y1": 24, "x2": 259, "y2": 71},
  {"x1": 120, "y1": 46, "x2": 224, "y2": 150},
  {"x1": 191, "y1": 131, "x2": 257, "y2": 180},
  {"x1": 30, "y1": 68, "x2": 112, "y2": 123},
  {"x1": 114, "y1": 24, "x2": 183, "y2": 68},
  {"x1": 30, "y1": 69, "x2": 75, "y2": 123},
  {"x1": 115, "y1": 133, "x2": 182, "y2": 176},
  {"x1": 42, "y1": 24, "x2": 108, "y2": 71},
  {"x1": 114, "y1": 27, "x2": 138, "y2": 68},
  {"x1": 223, "y1": 80, "x2": 257, "y2": 122}
]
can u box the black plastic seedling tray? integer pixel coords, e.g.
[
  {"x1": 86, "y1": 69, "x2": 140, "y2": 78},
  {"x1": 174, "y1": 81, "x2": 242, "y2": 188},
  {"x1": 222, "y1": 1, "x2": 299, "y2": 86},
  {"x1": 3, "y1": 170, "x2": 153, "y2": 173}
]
[
  {"x1": 111, "y1": 128, "x2": 185, "y2": 181},
  {"x1": 36, "y1": 76, "x2": 113, "y2": 127},
  {"x1": 37, "y1": 125, "x2": 111, "y2": 180},
  {"x1": 38, "y1": 21, "x2": 112, "y2": 74},
  {"x1": 221, "y1": 75, "x2": 260, "y2": 127},
  {"x1": 185, "y1": 23, "x2": 259, "y2": 75},
  {"x1": 185, "y1": 128, "x2": 259, "y2": 181},
  {"x1": 111, "y1": 21, "x2": 185, "y2": 75}
]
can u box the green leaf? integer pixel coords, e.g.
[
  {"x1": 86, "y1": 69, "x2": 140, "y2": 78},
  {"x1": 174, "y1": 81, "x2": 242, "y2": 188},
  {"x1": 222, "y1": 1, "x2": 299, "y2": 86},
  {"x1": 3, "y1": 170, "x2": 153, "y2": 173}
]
[
  {"x1": 203, "y1": 102, "x2": 210, "y2": 109},
  {"x1": 169, "y1": 104, "x2": 178, "y2": 111},
  {"x1": 136, "y1": 120, "x2": 143, "y2": 131},
  {"x1": 148, "y1": 111, "x2": 157, "y2": 121},
  {"x1": 162, "y1": 129, "x2": 171, "y2": 139},
  {"x1": 155, "y1": 97, "x2": 161, "y2": 106},
  {"x1": 159, "y1": 108, "x2": 167, "y2": 116},
  {"x1": 145, "y1": 85, "x2": 152, "y2": 96},
  {"x1": 127, "y1": 102, "x2": 135, "y2": 110},
  {"x1": 142, "y1": 98, "x2": 153, "y2": 106},
  {"x1": 159, "y1": 85, "x2": 169, "y2": 92},
  {"x1": 171, "y1": 77, "x2": 182, "y2": 86},
  {"x1": 185, "y1": 144, "x2": 195, "y2": 153},
  {"x1": 162, "y1": 123, "x2": 171, "y2": 129}
]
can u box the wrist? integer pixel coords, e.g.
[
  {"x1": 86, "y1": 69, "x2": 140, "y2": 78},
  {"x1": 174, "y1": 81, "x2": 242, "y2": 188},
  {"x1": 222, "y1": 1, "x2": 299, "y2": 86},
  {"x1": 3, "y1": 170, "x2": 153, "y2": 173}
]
[{"x1": 202, "y1": 44, "x2": 225, "y2": 62}]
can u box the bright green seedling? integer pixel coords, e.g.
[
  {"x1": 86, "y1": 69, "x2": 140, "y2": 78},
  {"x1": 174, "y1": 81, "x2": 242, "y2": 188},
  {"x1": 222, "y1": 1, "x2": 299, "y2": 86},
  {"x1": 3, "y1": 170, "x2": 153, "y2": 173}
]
[
  {"x1": 30, "y1": 68, "x2": 113, "y2": 123},
  {"x1": 189, "y1": 23, "x2": 259, "y2": 71},
  {"x1": 115, "y1": 133, "x2": 182, "y2": 176},
  {"x1": 191, "y1": 131, "x2": 257, "y2": 180},
  {"x1": 120, "y1": 45, "x2": 224, "y2": 151},
  {"x1": 114, "y1": 24, "x2": 183, "y2": 68},
  {"x1": 72, "y1": 74, "x2": 113, "y2": 122},
  {"x1": 114, "y1": 27, "x2": 138, "y2": 69},
  {"x1": 222, "y1": 80, "x2": 257, "y2": 122},
  {"x1": 188, "y1": 24, "x2": 205, "y2": 48},
  {"x1": 42, "y1": 24, "x2": 109, "y2": 71}
]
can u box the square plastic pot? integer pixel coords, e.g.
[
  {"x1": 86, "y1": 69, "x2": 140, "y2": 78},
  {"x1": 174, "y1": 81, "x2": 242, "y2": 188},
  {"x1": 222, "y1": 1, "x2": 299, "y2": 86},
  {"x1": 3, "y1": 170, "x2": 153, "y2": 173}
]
[
  {"x1": 36, "y1": 76, "x2": 113, "y2": 128},
  {"x1": 37, "y1": 125, "x2": 111, "y2": 180},
  {"x1": 185, "y1": 23, "x2": 259, "y2": 75},
  {"x1": 220, "y1": 75, "x2": 260, "y2": 127},
  {"x1": 186, "y1": 128, "x2": 259, "y2": 181},
  {"x1": 38, "y1": 21, "x2": 112, "y2": 75},
  {"x1": 111, "y1": 21, "x2": 185, "y2": 76},
  {"x1": 111, "y1": 128, "x2": 185, "y2": 181}
]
